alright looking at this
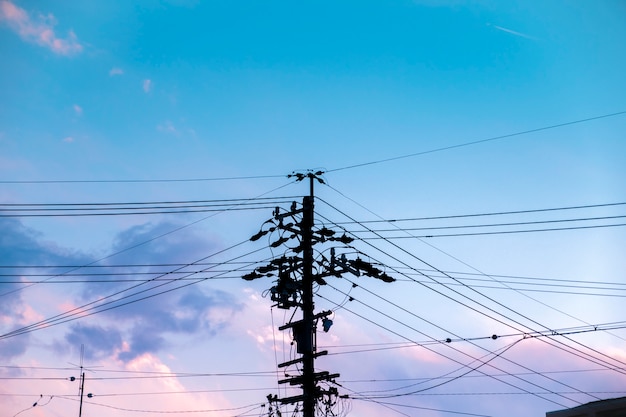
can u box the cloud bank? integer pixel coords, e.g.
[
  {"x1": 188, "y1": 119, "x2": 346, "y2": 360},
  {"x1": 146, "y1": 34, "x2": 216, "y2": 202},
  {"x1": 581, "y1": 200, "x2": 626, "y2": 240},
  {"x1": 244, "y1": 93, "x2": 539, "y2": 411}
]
[
  {"x1": 0, "y1": 218, "x2": 243, "y2": 365},
  {"x1": 0, "y1": 218, "x2": 90, "y2": 361}
]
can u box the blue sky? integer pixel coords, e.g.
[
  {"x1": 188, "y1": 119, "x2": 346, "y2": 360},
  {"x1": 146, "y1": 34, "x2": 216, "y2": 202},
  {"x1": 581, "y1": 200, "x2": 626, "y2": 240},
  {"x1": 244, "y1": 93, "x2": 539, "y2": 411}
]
[{"x1": 1, "y1": 1, "x2": 626, "y2": 417}]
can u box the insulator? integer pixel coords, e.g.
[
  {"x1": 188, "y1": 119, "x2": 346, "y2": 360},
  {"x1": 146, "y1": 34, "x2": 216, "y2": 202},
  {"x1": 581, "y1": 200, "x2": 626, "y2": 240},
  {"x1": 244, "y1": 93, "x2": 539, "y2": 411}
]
[
  {"x1": 377, "y1": 272, "x2": 395, "y2": 283},
  {"x1": 270, "y1": 236, "x2": 290, "y2": 248},
  {"x1": 317, "y1": 227, "x2": 335, "y2": 237},
  {"x1": 257, "y1": 264, "x2": 277, "y2": 274},
  {"x1": 250, "y1": 229, "x2": 268, "y2": 241},
  {"x1": 242, "y1": 271, "x2": 263, "y2": 281}
]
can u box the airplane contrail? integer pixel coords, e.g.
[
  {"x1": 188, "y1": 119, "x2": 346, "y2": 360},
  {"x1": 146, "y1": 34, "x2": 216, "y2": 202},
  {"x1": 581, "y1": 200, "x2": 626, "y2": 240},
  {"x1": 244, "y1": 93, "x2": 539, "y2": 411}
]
[{"x1": 489, "y1": 23, "x2": 539, "y2": 41}]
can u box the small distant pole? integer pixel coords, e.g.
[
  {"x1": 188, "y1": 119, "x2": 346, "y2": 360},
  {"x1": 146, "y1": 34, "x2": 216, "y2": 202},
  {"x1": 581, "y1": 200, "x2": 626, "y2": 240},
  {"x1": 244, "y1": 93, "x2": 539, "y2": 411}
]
[
  {"x1": 78, "y1": 370, "x2": 85, "y2": 417},
  {"x1": 77, "y1": 344, "x2": 85, "y2": 417}
]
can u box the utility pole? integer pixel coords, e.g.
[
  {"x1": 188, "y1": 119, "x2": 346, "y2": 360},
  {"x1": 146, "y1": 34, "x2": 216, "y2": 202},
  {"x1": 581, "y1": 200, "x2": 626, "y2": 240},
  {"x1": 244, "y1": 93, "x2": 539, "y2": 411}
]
[
  {"x1": 301, "y1": 187, "x2": 316, "y2": 417},
  {"x1": 244, "y1": 171, "x2": 395, "y2": 417},
  {"x1": 78, "y1": 371, "x2": 85, "y2": 417},
  {"x1": 71, "y1": 344, "x2": 93, "y2": 417}
]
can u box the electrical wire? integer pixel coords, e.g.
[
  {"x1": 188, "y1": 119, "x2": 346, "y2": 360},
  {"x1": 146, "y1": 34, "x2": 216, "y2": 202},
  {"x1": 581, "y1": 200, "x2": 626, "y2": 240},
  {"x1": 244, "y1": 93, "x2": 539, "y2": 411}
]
[
  {"x1": 338, "y1": 366, "x2": 625, "y2": 384},
  {"x1": 332, "y1": 202, "x2": 626, "y2": 224},
  {"x1": 0, "y1": 368, "x2": 280, "y2": 381},
  {"x1": 317, "y1": 285, "x2": 591, "y2": 406},
  {"x1": 326, "y1": 110, "x2": 626, "y2": 173},
  {"x1": 393, "y1": 276, "x2": 626, "y2": 298},
  {"x1": 352, "y1": 340, "x2": 524, "y2": 399},
  {"x1": 315, "y1": 201, "x2": 626, "y2": 380},
  {"x1": 317, "y1": 290, "x2": 572, "y2": 406},
  {"x1": 0, "y1": 180, "x2": 298, "y2": 301},
  {"x1": 0, "y1": 243, "x2": 269, "y2": 340},
  {"x1": 320, "y1": 321, "x2": 626, "y2": 356},
  {"x1": 324, "y1": 278, "x2": 619, "y2": 400},
  {"x1": 0, "y1": 197, "x2": 297, "y2": 207},
  {"x1": 344, "y1": 215, "x2": 626, "y2": 233},
  {"x1": 351, "y1": 395, "x2": 495, "y2": 417},
  {"x1": 322, "y1": 183, "x2": 626, "y2": 348},
  {"x1": 282, "y1": 191, "x2": 620, "y2": 401},
  {"x1": 314, "y1": 205, "x2": 617, "y2": 406},
  {"x1": 394, "y1": 268, "x2": 626, "y2": 291},
  {"x1": 0, "y1": 207, "x2": 282, "y2": 218},
  {"x1": 0, "y1": 174, "x2": 286, "y2": 184},
  {"x1": 0, "y1": 375, "x2": 280, "y2": 381},
  {"x1": 357, "y1": 222, "x2": 626, "y2": 238},
  {"x1": 10, "y1": 395, "x2": 54, "y2": 417},
  {"x1": 3, "y1": 388, "x2": 282, "y2": 396},
  {"x1": 3, "y1": 171, "x2": 620, "y2": 414},
  {"x1": 0, "y1": 261, "x2": 254, "y2": 268},
  {"x1": 5, "y1": 264, "x2": 626, "y2": 298},
  {"x1": 55, "y1": 395, "x2": 267, "y2": 415}
]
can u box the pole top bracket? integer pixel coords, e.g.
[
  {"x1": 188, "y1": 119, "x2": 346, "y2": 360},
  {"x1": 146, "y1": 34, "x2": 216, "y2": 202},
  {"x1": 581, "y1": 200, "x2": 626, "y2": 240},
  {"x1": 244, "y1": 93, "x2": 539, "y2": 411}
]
[{"x1": 288, "y1": 170, "x2": 326, "y2": 184}]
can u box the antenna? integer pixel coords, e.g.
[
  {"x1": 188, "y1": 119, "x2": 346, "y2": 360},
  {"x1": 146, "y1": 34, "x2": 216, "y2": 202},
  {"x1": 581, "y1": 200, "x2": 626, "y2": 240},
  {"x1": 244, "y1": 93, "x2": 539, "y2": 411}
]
[{"x1": 69, "y1": 344, "x2": 97, "y2": 417}]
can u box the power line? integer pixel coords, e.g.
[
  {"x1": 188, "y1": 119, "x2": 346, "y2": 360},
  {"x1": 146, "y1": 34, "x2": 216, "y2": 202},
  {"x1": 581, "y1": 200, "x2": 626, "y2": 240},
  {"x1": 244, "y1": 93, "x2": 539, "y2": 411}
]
[
  {"x1": 331, "y1": 202, "x2": 626, "y2": 224},
  {"x1": 317, "y1": 287, "x2": 575, "y2": 406},
  {"x1": 3, "y1": 364, "x2": 619, "y2": 382},
  {"x1": 352, "y1": 397, "x2": 496, "y2": 417},
  {"x1": 366, "y1": 391, "x2": 626, "y2": 396},
  {"x1": 0, "y1": 197, "x2": 298, "y2": 217},
  {"x1": 345, "y1": 215, "x2": 626, "y2": 232},
  {"x1": 4, "y1": 386, "x2": 294, "y2": 396},
  {"x1": 316, "y1": 198, "x2": 626, "y2": 375},
  {"x1": 321, "y1": 182, "x2": 626, "y2": 344},
  {"x1": 320, "y1": 280, "x2": 598, "y2": 404},
  {"x1": 0, "y1": 261, "x2": 255, "y2": 269},
  {"x1": 321, "y1": 321, "x2": 626, "y2": 356},
  {"x1": 339, "y1": 367, "x2": 624, "y2": 384},
  {"x1": 0, "y1": 174, "x2": 286, "y2": 184},
  {"x1": 0, "y1": 373, "x2": 280, "y2": 381},
  {"x1": 357, "y1": 222, "x2": 626, "y2": 238},
  {"x1": 0, "y1": 197, "x2": 298, "y2": 207},
  {"x1": 0, "y1": 365, "x2": 279, "y2": 376},
  {"x1": 0, "y1": 180, "x2": 297, "y2": 300},
  {"x1": 0, "y1": 205, "x2": 286, "y2": 218},
  {"x1": 0, "y1": 242, "x2": 267, "y2": 340},
  {"x1": 11, "y1": 277, "x2": 625, "y2": 298},
  {"x1": 396, "y1": 268, "x2": 626, "y2": 290},
  {"x1": 0, "y1": 275, "x2": 250, "y2": 284},
  {"x1": 397, "y1": 274, "x2": 626, "y2": 298},
  {"x1": 56, "y1": 395, "x2": 267, "y2": 415},
  {"x1": 326, "y1": 110, "x2": 626, "y2": 173},
  {"x1": 4, "y1": 264, "x2": 625, "y2": 295}
]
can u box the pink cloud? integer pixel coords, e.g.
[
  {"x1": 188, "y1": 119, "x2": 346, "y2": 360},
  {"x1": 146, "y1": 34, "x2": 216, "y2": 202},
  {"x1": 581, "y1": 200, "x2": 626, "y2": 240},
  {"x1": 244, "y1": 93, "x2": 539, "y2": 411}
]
[
  {"x1": 143, "y1": 79, "x2": 152, "y2": 93},
  {"x1": 109, "y1": 67, "x2": 123, "y2": 76},
  {"x1": 2, "y1": 353, "x2": 240, "y2": 417},
  {"x1": 0, "y1": 1, "x2": 82, "y2": 56},
  {"x1": 73, "y1": 104, "x2": 82, "y2": 115}
]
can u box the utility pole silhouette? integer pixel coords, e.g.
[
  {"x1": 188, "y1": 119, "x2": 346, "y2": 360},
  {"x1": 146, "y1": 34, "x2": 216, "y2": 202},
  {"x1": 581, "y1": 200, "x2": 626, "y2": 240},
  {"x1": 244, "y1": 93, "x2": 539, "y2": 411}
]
[
  {"x1": 69, "y1": 345, "x2": 94, "y2": 417},
  {"x1": 243, "y1": 171, "x2": 395, "y2": 417},
  {"x1": 78, "y1": 369, "x2": 85, "y2": 417}
]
